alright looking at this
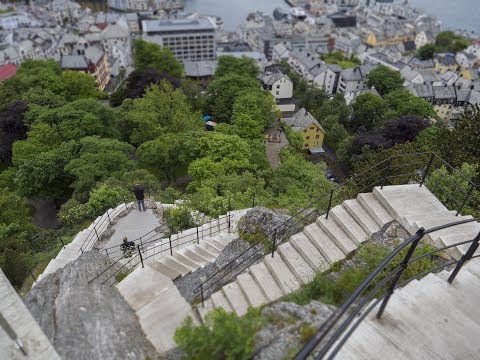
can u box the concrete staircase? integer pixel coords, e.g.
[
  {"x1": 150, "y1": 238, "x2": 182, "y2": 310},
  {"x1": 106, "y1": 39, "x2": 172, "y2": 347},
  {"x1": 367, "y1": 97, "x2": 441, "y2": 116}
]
[
  {"x1": 332, "y1": 259, "x2": 480, "y2": 359},
  {"x1": 196, "y1": 184, "x2": 480, "y2": 319},
  {"x1": 0, "y1": 269, "x2": 60, "y2": 359},
  {"x1": 35, "y1": 203, "x2": 130, "y2": 285},
  {"x1": 115, "y1": 209, "x2": 248, "y2": 355}
]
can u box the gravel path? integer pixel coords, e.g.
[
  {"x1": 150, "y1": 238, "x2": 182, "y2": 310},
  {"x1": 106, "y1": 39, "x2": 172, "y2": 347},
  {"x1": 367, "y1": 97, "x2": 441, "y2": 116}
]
[{"x1": 265, "y1": 131, "x2": 289, "y2": 169}]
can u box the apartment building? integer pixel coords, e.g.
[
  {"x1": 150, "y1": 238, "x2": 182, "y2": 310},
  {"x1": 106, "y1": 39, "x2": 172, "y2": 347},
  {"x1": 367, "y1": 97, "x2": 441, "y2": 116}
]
[{"x1": 142, "y1": 18, "x2": 216, "y2": 62}]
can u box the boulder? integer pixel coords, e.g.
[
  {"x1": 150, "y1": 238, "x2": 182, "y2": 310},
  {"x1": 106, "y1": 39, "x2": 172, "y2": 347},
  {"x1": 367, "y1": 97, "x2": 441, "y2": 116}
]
[
  {"x1": 237, "y1": 207, "x2": 305, "y2": 243},
  {"x1": 23, "y1": 251, "x2": 160, "y2": 360}
]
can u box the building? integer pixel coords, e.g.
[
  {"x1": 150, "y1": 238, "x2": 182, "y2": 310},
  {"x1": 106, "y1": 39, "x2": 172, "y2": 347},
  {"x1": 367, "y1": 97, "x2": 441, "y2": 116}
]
[
  {"x1": 282, "y1": 108, "x2": 326, "y2": 151},
  {"x1": 0, "y1": 64, "x2": 17, "y2": 82},
  {"x1": 183, "y1": 60, "x2": 216, "y2": 85},
  {"x1": 434, "y1": 54, "x2": 458, "y2": 74},
  {"x1": 142, "y1": 18, "x2": 216, "y2": 62},
  {"x1": 108, "y1": 0, "x2": 184, "y2": 11},
  {"x1": 337, "y1": 64, "x2": 378, "y2": 102},
  {"x1": 262, "y1": 65, "x2": 295, "y2": 113},
  {"x1": 311, "y1": 64, "x2": 342, "y2": 95},
  {"x1": 61, "y1": 46, "x2": 110, "y2": 90}
]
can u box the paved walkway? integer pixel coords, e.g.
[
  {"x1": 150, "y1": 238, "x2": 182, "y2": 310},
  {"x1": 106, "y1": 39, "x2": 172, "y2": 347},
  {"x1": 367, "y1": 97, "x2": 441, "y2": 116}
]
[
  {"x1": 103, "y1": 209, "x2": 161, "y2": 250},
  {"x1": 265, "y1": 131, "x2": 289, "y2": 169}
]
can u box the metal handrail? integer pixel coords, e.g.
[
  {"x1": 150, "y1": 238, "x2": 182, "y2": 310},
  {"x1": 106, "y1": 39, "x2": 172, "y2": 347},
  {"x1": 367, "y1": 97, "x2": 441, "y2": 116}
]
[
  {"x1": 193, "y1": 153, "x2": 439, "y2": 301},
  {"x1": 295, "y1": 217, "x2": 480, "y2": 360}
]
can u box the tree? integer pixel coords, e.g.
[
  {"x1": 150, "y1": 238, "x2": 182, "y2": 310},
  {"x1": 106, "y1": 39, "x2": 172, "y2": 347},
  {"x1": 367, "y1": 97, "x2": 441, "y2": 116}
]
[
  {"x1": 205, "y1": 74, "x2": 260, "y2": 123},
  {"x1": 299, "y1": 86, "x2": 327, "y2": 115},
  {"x1": 133, "y1": 39, "x2": 183, "y2": 77},
  {"x1": 322, "y1": 115, "x2": 349, "y2": 151},
  {"x1": 352, "y1": 93, "x2": 387, "y2": 129},
  {"x1": 416, "y1": 43, "x2": 436, "y2": 60},
  {"x1": 384, "y1": 90, "x2": 437, "y2": 119},
  {"x1": 109, "y1": 67, "x2": 181, "y2": 107},
  {"x1": 215, "y1": 55, "x2": 259, "y2": 79},
  {"x1": 435, "y1": 31, "x2": 470, "y2": 53},
  {"x1": 366, "y1": 65, "x2": 404, "y2": 96},
  {"x1": 120, "y1": 82, "x2": 203, "y2": 146},
  {"x1": 231, "y1": 91, "x2": 276, "y2": 129},
  {"x1": 61, "y1": 71, "x2": 103, "y2": 101},
  {"x1": 65, "y1": 137, "x2": 135, "y2": 200},
  {"x1": 321, "y1": 52, "x2": 361, "y2": 69},
  {"x1": 0, "y1": 100, "x2": 28, "y2": 164}
]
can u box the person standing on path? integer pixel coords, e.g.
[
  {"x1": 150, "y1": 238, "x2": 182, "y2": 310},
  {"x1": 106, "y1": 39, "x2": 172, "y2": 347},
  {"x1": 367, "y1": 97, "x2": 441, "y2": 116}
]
[{"x1": 133, "y1": 184, "x2": 146, "y2": 211}]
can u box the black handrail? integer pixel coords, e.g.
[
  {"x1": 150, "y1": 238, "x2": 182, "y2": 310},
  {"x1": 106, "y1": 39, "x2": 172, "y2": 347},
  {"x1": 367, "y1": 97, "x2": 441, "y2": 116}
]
[
  {"x1": 194, "y1": 152, "x2": 478, "y2": 307},
  {"x1": 294, "y1": 217, "x2": 480, "y2": 360}
]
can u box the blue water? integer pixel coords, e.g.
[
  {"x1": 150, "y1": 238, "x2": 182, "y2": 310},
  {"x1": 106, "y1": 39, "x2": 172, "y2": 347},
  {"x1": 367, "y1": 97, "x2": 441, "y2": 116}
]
[{"x1": 185, "y1": 0, "x2": 479, "y2": 34}]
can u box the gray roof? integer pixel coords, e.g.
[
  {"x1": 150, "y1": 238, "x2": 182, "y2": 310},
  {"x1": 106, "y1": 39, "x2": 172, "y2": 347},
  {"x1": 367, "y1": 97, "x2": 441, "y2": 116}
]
[
  {"x1": 340, "y1": 64, "x2": 377, "y2": 82},
  {"x1": 183, "y1": 60, "x2": 217, "y2": 77},
  {"x1": 282, "y1": 108, "x2": 325, "y2": 133},
  {"x1": 61, "y1": 55, "x2": 88, "y2": 69},
  {"x1": 408, "y1": 57, "x2": 434, "y2": 69},
  {"x1": 263, "y1": 72, "x2": 290, "y2": 86},
  {"x1": 456, "y1": 89, "x2": 470, "y2": 102},
  {"x1": 417, "y1": 69, "x2": 440, "y2": 83},
  {"x1": 311, "y1": 63, "x2": 342, "y2": 77},
  {"x1": 433, "y1": 85, "x2": 457, "y2": 100},
  {"x1": 413, "y1": 83, "x2": 434, "y2": 98},
  {"x1": 85, "y1": 47, "x2": 103, "y2": 64},
  {"x1": 142, "y1": 18, "x2": 215, "y2": 33},
  {"x1": 434, "y1": 54, "x2": 457, "y2": 66}
]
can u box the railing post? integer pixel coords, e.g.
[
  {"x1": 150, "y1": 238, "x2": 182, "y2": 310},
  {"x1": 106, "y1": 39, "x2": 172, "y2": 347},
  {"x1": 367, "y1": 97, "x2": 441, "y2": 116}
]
[
  {"x1": 456, "y1": 184, "x2": 474, "y2": 216},
  {"x1": 105, "y1": 248, "x2": 109, "y2": 257},
  {"x1": 381, "y1": 157, "x2": 393, "y2": 190},
  {"x1": 28, "y1": 269, "x2": 37, "y2": 283},
  {"x1": 94, "y1": 226, "x2": 100, "y2": 241},
  {"x1": 169, "y1": 235, "x2": 173, "y2": 256},
  {"x1": 137, "y1": 245, "x2": 144, "y2": 268},
  {"x1": 376, "y1": 227, "x2": 425, "y2": 319},
  {"x1": 200, "y1": 284, "x2": 205, "y2": 307},
  {"x1": 107, "y1": 210, "x2": 111, "y2": 223},
  {"x1": 325, "y1": 190, "x2": 334, "y2": 220},
  {"x1": 139, "y1": 237, "x2": 143, "y2": 252},
  {"x1": 228, "y1": 196, "x2": 231, "y2": 212},
  {"x1": 228, "y1": 214, "x2": 231, "y2": 233},
  {"x1": 197, "y1": 226, "x2": 200, "y2": 244},
  {"x1": 419, "y1": 153, "x2": 435, "y2": 187},
  {"x1": 448, "y1": 231, "x2": 480, "y2": 284},
  {"x1": 271, "y1": 229, "x2": 277, "y2": 258}
]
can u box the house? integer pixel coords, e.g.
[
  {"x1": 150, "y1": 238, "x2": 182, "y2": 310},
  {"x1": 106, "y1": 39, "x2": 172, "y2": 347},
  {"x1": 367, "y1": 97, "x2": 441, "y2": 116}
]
[
  {"x1": 282, "y1": 108, "x2": 326, "y2": 151},
  {"x1": 60, "y1": 46, "x2": 110, "y2": 90},
  {"x1": 0, "y1": 64, "x2": 17, "y2": 82},
  {"x1": 337, "y1": 64, "x2": 378, "y2": 103},
  {"x1": 459, "y1": 68, "x2": 480, "y2": 81},
  {"x1": 262, "y1": 65, "x2": 295, "y2": 113},
  {"x1": 311, "y1": 64, "x2": 342, "y2": 95},
  {"x1": 183, "y1": 60, "x2": 217, "y2": 85},
  {"x1": 434, "y1": 54, "x2": 458, "y2": 73},
  {"x1": 414, "y1": 30, "x2": 434, "y2": 49},
  {"x1": 272, "y1": 43, "x2": 290, "y2": 62},
  {"x1": 408, "y1": 57, "x2": 435, "y2": 70},
  {"x1": 287, "y1": 47, "x2": 323, "y2": 81}
]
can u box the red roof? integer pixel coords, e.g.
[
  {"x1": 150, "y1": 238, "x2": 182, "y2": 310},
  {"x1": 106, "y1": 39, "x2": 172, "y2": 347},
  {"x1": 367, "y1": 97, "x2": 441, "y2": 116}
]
[{"x1": 0, "y1": 64, "x2": 17, "y2": 82}]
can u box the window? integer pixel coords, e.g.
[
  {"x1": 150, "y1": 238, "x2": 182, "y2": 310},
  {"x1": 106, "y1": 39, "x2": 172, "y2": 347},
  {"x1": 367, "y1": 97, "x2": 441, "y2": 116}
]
[
  {"x1": 276, "y1": 91, "x2": 279, "y2": 95},
  {"x1": 310, "y1": 127, "x2": 314, "y2": 130},
  {"x1": 314, "y1": 142, "x2": 318, "y2": 146},
  {"x1": 306, "y1": 136, "x2": 310, "y2": 140},
  {"x1": 304, "y1": 143, "x2": 308, "y2": 147},
  {"x1": 304, "y1": 129, "x2": 307, "y2": 133},
  {"x1": 276, "y1": 85, "x2": 280, "y2": 89},
  {"x1": 316, "y1": 128, "x2": 319, "y2": 132},
  {"x1": 315, "y1": 135, "x2": 319, "y2": 139}
]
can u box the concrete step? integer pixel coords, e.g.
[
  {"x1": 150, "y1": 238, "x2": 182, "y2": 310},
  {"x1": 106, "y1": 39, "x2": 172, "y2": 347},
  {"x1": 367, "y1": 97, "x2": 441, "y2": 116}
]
[
  {"x1": 465, "y1": 259, "x2": 480, "y2": 279},
  {"x1": 197, "y1": 298, "x2": 215, "y2": 322},
  {"x1": 197, "y1": 242, "x2": 221, "y2": 257},
  {"x1": 236, "y1": 272, "x2": 268, "y2": 308},
  {"x1": 222, "y1": 282, "x2": 249, "y2": 316},
  {"x1": 210, "y1": 291, "x2": 233, "y2": 313},
  {"x1": 343, "y1": 199, "x2": 381, "y2": 236},
  {"x1": 145, "y1": 259, "x2": 181, "y2": 280},
  {"x1": 202, "y1": 239, "x2": 225, "y2": 252},
  {"x1": 177, "y1": 248, "x2": 210, "y2": 266},
  {"x1": 289, "y1": 232, "x2": 329, "y2": 273},
  {"x1": 249, "y1": 262, "x2": 283, "y2": 302},
  {"x1": 357, "y1": 192, "x2": 394, "y2": 228},
  {"x1": 210, "y1": 232, "x2": 237, "y2": 246},
  {"x1": 116, "y1": 266, "x2": 170, "y2": 312},
  {"x1": 317, "y1": 215, "x2": 358, "y2": 255},
  {"x1": 157, "y1": 257, "x2": 191, "y2": 276},
  {"x1": 191, "y1": 244, "x2": 216, "y2": 262},
  {"x1": 303, "y1": 223, "x2": 346, "y2": 264},
  {"x1": 264, "y1": 254, "x2": 301, "y2": 295},
  {"x1": 172, "y1": 253, "x2": 201, "y2": 272},
  {"x1": 331, "y1": 204, "x2": 369, "y2": 244},
  {"x1": 278, "y1": 242, "x2": 315, "y2": 284}
]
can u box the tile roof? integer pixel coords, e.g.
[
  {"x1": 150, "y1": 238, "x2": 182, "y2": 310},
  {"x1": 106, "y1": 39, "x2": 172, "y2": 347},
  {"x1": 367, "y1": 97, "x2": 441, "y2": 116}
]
[
  {"x1": 0, "y1": 63, "x2": 17, "y2": 81},
  {"x1": 282, "y1": 108, "x2": 326, "y2": 133}
]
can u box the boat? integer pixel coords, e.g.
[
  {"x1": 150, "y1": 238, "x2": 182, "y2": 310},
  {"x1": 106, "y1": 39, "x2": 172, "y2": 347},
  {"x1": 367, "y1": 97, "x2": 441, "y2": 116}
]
[{"x1": 290, "y1": 7, "x2": 307, "y2": 20}]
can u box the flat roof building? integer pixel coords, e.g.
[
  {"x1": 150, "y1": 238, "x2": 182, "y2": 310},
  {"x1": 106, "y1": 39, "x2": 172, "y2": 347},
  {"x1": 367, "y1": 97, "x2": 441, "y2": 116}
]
[{"x1": 142, "y1": 18, "x2": 216, "y2": 62}]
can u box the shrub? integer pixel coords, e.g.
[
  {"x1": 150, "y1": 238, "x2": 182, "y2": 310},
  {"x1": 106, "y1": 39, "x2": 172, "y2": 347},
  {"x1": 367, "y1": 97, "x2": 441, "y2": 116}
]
[
  {"x1": 164, "y1": 204, "x2": 197, "y2": 233},
  {"x1": 174, "y1": 308, "x2": 265, "y2": 360}
]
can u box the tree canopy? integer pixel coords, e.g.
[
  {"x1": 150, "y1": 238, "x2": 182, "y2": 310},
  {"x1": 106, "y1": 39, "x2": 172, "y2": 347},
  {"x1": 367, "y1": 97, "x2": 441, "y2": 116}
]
[
  {"x1": 352, "y1": 93, "x2": 388, "y2": 130},
  {"x1": 366, "y1": 65, "x2": 404, "y2": 96},
  {"x1": 215, "y1": 55, "x2": 259, "y2": 79},
  {"x1": 133, "y1": 39, "x2": 183, "y2": 77}
]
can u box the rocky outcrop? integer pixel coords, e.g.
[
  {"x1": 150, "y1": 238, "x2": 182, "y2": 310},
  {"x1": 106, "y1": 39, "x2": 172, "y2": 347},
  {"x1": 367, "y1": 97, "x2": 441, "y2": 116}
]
[
  {"x1": 23, "y1": 252, "x2": 160, "y2": 360},
  {"x1": 253, "y1": 301, "x2": 335, "y2": 360},
  {"x1": 237, "y1": 207, "x2": 307, "y2": 243}
]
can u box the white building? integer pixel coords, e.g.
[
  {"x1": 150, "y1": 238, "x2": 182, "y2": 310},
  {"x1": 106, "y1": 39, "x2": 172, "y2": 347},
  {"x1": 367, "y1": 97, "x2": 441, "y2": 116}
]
[
  {"x1": 142, "y1": 18, "x2": 216, "y2": 62},
  {"x1": 262, "y1": 65, "x2": 295, "y2": 113},
  {"x1": 311, "y1": 64, "x2": 342, "y2": 95}
]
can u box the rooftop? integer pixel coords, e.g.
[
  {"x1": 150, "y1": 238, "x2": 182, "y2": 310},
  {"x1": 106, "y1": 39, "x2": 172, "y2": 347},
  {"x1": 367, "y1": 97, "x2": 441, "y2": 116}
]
[
  {"x1": 142, "y1": 18, "x2": 215, "y2": 33},
  {"x1": 0, "y1": 63, "x2": 16, "y2": 81}
]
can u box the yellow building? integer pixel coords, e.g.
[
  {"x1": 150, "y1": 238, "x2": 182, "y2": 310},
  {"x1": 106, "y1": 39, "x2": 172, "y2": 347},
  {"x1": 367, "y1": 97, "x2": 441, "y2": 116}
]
[
  {"x1": 366, "y1": 32, "x2": 409, "y2": 48},
  {"x1": 433, "y1": 54, "x2": 458, "y2": 74},
  {"x1": 282, "y1": 108, "x2": 326, "y2": 150}
]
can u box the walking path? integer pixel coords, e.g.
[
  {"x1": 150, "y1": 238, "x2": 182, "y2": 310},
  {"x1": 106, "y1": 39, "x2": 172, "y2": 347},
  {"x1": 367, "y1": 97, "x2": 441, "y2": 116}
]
[
  {"x1": 103, "y1": 209, "x2": 162, "y2": 250},
  {"x1": 265, "y1": 131, "x2": 289, "y2": 169}
]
